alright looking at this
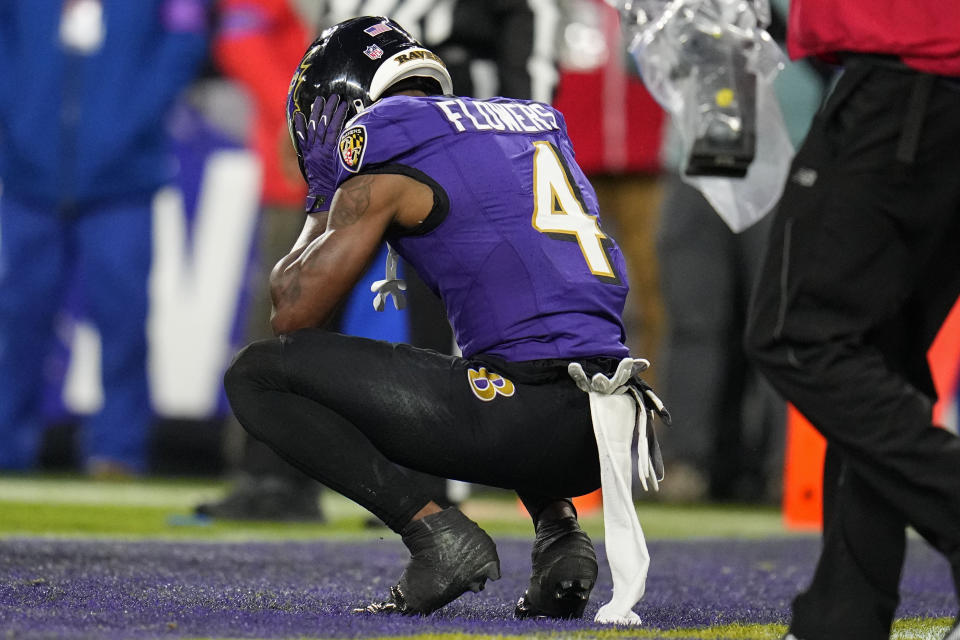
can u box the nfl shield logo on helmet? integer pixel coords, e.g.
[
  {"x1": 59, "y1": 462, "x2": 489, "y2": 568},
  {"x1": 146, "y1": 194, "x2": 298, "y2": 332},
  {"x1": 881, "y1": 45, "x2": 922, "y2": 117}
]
[
  {"x1": 363, "y1": 44, "x2": 383, "y2": 60},
  {"x1": 339, "y1": 125, "x2": 367, "y2": 172}
]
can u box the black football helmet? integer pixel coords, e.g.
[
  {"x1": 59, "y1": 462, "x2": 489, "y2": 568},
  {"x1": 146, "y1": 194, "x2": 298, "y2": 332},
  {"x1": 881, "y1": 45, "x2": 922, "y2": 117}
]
[{"x1": 286, "y1": 16, "x2": 453, "y2": 177}]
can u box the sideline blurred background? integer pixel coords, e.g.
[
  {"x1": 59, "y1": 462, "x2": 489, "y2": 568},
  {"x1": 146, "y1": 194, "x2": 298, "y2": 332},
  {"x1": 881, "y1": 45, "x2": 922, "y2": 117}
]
[{"x1": 1, "y1": 0, "x2": 957, "y2": 520}]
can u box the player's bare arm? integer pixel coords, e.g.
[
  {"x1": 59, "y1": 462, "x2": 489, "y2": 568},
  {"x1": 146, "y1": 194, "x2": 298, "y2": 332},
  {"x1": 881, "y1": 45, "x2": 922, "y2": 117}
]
[{"x1": 269, "y1": 173, "x2": 432, "y2": 334}]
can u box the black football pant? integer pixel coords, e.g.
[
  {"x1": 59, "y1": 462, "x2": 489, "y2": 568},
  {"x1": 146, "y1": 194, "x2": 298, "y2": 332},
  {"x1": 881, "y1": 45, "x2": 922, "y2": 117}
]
[
  {"x1": 224, "y1": 329, "x2": 603, "y2": 532},
  {"x1": 235, "y1": 209, "x2": 449, "y2": 505},
  {"x1": 746, "y1": 57, "x2": 960, "y2": 640}
]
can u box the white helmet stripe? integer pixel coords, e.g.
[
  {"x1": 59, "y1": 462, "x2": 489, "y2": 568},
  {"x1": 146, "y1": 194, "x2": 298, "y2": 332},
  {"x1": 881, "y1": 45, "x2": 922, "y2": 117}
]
[{"x1": 368, "y1": 47, "x2": 453, "y2": 102}]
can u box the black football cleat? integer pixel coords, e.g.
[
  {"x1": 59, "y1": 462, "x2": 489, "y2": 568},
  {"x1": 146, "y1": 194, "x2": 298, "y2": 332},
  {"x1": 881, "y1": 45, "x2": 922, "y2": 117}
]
[
  {"x1": 515, "y1": 515, "x2": 598, "y2": 619},
  {"x1": 194, "y1": 475, "x2": 325, "y2": 522},
  {"x1": 354, "y1": 508, "x2": 500, "y2": 615}
]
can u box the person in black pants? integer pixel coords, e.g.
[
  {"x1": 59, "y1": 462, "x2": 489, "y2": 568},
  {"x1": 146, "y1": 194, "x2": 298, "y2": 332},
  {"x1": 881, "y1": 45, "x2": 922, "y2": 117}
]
[{"x1": 745, "y1": 34, "x2": 960, "y2": 640}]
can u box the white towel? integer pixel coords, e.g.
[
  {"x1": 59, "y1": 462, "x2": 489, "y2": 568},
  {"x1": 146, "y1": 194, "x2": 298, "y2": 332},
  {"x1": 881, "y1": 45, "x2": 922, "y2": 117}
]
[{"x1": 568, "y1": 357, "x2": 665, "y2": 625}]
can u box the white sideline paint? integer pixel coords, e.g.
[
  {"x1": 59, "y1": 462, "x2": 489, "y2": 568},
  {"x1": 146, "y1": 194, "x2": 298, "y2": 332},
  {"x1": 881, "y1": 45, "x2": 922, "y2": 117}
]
[
  {"x1": 0, "y1": 477, "x2": 371, "y2": 524},
  {"x1": 892, "y1": 625, "x2": 955, "y2": 640},
  {"x1": 0, "y1": 478, "x2": 222, "y2": 508},
  {"x1": 790, "y1": 624, "x2": 953, "y2": 640}
]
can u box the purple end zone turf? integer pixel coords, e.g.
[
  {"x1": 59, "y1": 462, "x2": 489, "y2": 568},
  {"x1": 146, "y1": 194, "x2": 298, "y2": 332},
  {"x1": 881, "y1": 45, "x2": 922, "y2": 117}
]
[{"x1": 0, "y1": 537, "x2": 954, "y2": 638}]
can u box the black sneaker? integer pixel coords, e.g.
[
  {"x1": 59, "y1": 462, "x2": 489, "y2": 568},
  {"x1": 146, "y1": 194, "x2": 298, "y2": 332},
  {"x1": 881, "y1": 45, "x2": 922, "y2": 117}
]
[
  {"x1": 194, "y1": 476, "x2": 325, "y2": 522},
  {"x1": 514, "y1": 516, "x2": 598, "y2": 619},
  {"x1": 355, "y1": 508, "x2": 500, "y2": 615}
]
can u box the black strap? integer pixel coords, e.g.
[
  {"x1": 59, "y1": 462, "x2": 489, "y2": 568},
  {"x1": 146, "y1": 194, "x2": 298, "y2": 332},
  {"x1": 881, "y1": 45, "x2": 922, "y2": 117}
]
[
  {"x1": 896, "y1": 73, "x2": 935, "y2": 164},
  {"x1": 819, "y1": 59, "x2": 873, "y2": 122}
]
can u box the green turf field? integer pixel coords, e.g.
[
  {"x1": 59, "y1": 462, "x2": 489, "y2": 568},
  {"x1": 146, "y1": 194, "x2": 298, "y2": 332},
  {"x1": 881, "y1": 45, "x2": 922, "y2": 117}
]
[
  {"x1": 174, "y1": 621, "x2": 954, "y2": 640},
  {"x1": 0, "y1": 475, "x2": 786, "y2": 540},
  {"x1": 0, "y1": 475, "x2": 953, "y2": 639}
]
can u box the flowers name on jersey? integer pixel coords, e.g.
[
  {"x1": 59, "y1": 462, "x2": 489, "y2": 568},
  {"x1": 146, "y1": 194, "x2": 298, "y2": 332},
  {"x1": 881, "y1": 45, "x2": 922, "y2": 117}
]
[
  {"x1": 467, "y1": 367, "x2": 515, "y2": 402},
  {"x1": 339, "y1": 125, "x2": 367, "y2": 172}
]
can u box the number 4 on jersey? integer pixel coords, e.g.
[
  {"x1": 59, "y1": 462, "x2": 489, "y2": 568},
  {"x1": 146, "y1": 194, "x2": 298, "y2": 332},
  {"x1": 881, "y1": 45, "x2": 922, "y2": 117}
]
[{"x1": 531, "y1": 141, "x2": 617, "y2": 282}]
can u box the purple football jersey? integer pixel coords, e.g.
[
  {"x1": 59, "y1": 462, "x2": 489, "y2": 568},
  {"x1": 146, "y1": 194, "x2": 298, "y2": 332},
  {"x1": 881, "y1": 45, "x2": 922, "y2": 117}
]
[{"x1": 332, "y1": 95, "x2": 630, "y2": 361}]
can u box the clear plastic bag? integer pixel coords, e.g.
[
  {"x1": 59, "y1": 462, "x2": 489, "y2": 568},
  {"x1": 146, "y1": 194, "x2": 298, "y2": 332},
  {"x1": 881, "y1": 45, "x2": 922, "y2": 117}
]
[{"x1": 614, "y1": 0, "x2": 792, "y2": 231}]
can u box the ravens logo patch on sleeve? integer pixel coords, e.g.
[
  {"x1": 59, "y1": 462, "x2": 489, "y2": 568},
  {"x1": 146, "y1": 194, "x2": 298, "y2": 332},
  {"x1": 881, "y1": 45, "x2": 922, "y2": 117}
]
[{"x1": 339, "y1": 125, "x2": 367, "y2": 172}]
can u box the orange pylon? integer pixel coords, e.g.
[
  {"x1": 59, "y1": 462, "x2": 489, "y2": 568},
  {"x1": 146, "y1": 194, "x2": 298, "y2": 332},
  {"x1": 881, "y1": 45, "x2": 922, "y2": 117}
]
[{"x1": 781, "y1": 295, "x2": 960, "y2": 531}]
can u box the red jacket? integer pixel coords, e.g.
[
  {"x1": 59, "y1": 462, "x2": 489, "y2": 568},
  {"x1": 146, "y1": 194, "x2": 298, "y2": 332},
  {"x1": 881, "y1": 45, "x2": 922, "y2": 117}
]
[
  {"x1": 553, "y1": 0, "x2": 664, "y2": 175},
  {"x1": 789, "y1": 0, "x2": 960, "y2": 76},
  {"x1": 215, "y1": 0, "x2": 309, "y2": 207}
]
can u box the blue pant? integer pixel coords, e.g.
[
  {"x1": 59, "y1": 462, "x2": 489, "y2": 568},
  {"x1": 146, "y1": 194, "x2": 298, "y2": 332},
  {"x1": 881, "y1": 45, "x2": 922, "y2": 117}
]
[{"x1": 0, "y1": 194, "x2": 153, "y2": 471}]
